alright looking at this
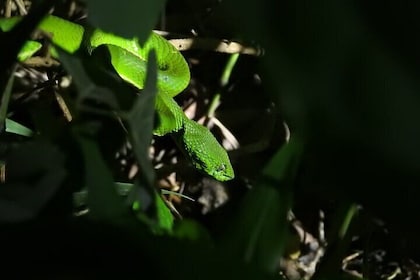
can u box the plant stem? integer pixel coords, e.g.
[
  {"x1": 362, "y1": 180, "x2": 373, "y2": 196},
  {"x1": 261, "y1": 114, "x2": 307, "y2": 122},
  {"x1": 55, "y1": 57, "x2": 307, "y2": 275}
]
[{"x1": 207, "y1": 53, "x2": 240, "y2": 118}]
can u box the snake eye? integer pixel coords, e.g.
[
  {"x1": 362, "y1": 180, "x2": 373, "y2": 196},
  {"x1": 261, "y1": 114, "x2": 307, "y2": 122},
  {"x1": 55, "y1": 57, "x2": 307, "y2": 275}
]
[
  {"x1": 216, "y1": 164, "x2": 226, "y2": 173},
  {"x1": 159, "y1": 63, "x2": 169, "y2": 71}
]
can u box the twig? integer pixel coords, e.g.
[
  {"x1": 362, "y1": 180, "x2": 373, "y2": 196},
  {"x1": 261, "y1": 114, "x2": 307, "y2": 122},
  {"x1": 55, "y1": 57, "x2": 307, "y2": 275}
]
[
  {"x1": 5, "y1": 0, "x2": 12, "y2": 17},
  {"x1": 168, "y1": 37, "x2": 264, "y2": 56},
  {"x1": 54, "y1": 91, "x2": 72, "y2": 122},
  {"x1": 13, "y1": 0, "x2": 27, "y2": 15}
]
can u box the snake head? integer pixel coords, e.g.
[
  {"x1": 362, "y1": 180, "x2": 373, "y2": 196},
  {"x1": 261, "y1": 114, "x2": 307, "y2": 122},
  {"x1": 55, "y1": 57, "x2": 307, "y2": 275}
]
[
  {"x1": 181, "y1": 119, "x2": 235, "y2": 181},
  {"x1": 184, "y1": 139, "x2": 235, "y2": 181}
]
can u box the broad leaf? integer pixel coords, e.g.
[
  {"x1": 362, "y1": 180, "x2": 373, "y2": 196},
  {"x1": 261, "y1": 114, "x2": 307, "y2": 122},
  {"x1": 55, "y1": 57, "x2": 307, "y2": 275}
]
[{"x1": 87, "y1": 0, "x2": 166, "y2": 44}]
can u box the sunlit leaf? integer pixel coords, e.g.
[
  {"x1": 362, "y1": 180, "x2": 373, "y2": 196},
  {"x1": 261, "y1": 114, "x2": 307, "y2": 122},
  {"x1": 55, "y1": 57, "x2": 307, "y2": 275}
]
[{"x1": 5, "y1": 118, "x2": 33, "y2": 136}]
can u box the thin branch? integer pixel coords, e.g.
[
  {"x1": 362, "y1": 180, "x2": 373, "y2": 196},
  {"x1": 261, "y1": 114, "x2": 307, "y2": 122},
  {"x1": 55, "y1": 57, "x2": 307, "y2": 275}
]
[{"x1": 169, "y1": 37, "x2": 264, "y2": 56}]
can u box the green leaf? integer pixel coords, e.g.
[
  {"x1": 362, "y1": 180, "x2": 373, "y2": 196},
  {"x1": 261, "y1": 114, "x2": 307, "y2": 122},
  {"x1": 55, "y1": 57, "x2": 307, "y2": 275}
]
[
  {"x1": 74, "y1": 181, "x2": 174, "y2": 232},
  {"x1": 87, "y1": 0, "x2": 167, "y2": 43},
  {"x1": 155, "y1": 193, "x2": 173, "y2": 230},
  {"x1": 0, "y1": 63, "x2": 16, "y2": 133},
  {"x1": 74, "y1": 124, "x2": 131, "y2": 224},
  {"x1": 17, "y1": 41, "x2": 43, "y2": 61},
  {"x1": 60, "y1": 47, "x2": 166, "y2": 230},
  {"x1": 132, "y1": 190, "x2": 174, "y2": 234},
  {"x1": 5, "y1": 118, "x2": 33, "y2": 136},
  {"x1": 119, "y1": 50, "x2": 158, "y2": 220},
  {"x1": 0, "y1": 0, "x2": 55, "y2": 84},
  {"x1": 0, "y1": 141, "x2": 66, "y2": 222},
  {"x1": 124, "y1": 50, "x2": 158, "y2": 187},
  {"x1": 121, "y1": 51, "x2": 175, "y2": 232},
  {"x1": 172, "y1": 219, "x2": 212, "y2": 242},
  {"x1": 221, "y1": 136, "x2": 303, "y2": 274},
  {"x1": 56, "y1": 49, "x2": 119, "y2": 109}
]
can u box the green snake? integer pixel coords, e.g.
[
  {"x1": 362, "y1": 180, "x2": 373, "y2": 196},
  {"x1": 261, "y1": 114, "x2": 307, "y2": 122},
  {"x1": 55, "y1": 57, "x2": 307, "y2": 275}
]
[{"x1": 0, "y1": 15, "x2": 234, "y2": 181}]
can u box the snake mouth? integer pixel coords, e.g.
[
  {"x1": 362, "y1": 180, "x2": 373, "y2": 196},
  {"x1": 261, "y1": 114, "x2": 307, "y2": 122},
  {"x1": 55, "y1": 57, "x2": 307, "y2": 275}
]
[
  {"x1": 212, "y1": 163, "x2": 235, "y2": 181},
  {"x1": 215, "y1": 172, "x2": 235, "y2": 181}
]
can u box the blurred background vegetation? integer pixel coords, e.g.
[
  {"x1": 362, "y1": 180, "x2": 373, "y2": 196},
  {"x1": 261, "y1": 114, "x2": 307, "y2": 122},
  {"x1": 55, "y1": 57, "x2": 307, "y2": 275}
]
[{"x1": 1, "y1": 0, "x2": 420, "y2": 279}]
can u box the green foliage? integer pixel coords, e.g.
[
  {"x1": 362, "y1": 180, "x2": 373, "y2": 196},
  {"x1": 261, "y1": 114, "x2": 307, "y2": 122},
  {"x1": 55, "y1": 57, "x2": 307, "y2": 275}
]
[
  {"x1": 220, "y1": 137, "x2": 302, "y2": 273},
  {"x1": 88, "y1": 0, "x2": 166, "y2": 43},
  {"x1": 4, "y1": 118, "x2": 33, "y2": 136},
  {"x1": 2, "y1": 0, "x2": 415, "y2": 279}
]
